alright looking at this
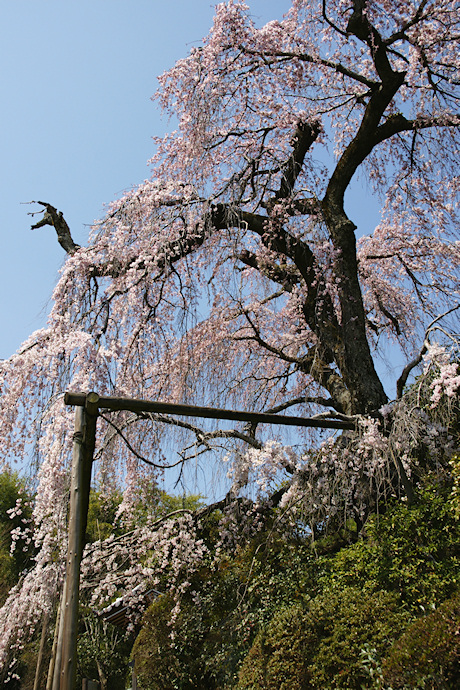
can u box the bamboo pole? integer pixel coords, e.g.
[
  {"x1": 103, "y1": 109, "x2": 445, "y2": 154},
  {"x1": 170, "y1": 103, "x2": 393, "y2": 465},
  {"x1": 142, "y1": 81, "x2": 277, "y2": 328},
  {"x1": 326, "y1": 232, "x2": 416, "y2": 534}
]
[{"x1": 46, "y1": 594, "x2": 64, "y2": 690}]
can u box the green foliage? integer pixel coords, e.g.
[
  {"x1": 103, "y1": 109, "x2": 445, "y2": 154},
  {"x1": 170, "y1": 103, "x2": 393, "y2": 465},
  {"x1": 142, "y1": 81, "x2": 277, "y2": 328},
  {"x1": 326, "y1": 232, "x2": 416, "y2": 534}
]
[
  {"x1": 305, "y1": 588, "x2": 407, "y2": 689},
  {"x1": 77, "y1": 610, "x2": 133, "y2": 690},
  {"x1": 85, "y1": 485, "x2": 205, "y2": 545},
  {"x1": 230, "y1": 534, "x2": 317, "y2": 625},
  {"x1": 237, "y1": 604, "x2": 309, "y2": 690},
  {"x1": 154, "y1": 490, "x2": 205, "y2": 516},
  {"x1": 132, "y1": 595, "x2": 194, "y2": 690},
  {"x1": 133, "y1": 474, "x2": 459, "y2": 689},
  {"x1": 133, "y1": 565, "x2": 248, "y2": 688},
  {"x1": 0, "y1": 471, "x2": 27, "y2": 518},
  {"x1": 318, "y1": 478, "x2": 460, "y2": 611},
  {"x1": 382, "y1": 592, "x2": 460, "y2": 689},
  {"x1": 195, "y1": 534, "x2": 319, "y2": 686},
  {"x1": 132, "y1": 533, "x2": 314, "y2": 689},
  {"x1": 449, "y1": 454, "x2": 460, "y2": 519},
  {"x1": 85, "y1": 489, "x2": 123, "y2": 543},
  {"x1": 0, "y1": 548, "x2": 16, "y2": 606},
  {"x1": 237, "y1": 588, "x2": 407, "y2": 690},
  {"x1": 129, "y1": 481, "x2": 205, "y2": 526},
  {"x1": 6, "y1": 628, "x2": 53, "y2": 690}
]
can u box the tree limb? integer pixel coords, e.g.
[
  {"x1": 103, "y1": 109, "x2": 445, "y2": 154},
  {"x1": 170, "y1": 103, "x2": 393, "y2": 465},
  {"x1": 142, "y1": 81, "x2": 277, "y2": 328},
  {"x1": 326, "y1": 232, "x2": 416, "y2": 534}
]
[
  {"x1": 29, "y1": 201, "x2": 80, "y2": 254},
  {"x1": 276, "y1": 119, "x2": 322, "y2": 199},
  {"x1": 396, "y1": 304, "x2": 460, "y2": 398}
]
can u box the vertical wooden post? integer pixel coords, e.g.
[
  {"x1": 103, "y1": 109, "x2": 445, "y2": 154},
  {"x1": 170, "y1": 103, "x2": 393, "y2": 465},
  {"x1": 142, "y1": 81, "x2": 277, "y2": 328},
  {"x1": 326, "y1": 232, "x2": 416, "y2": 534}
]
[
  {"x1": 51, "y1": 395, "x2": 98, "y2": 690},
  {"x1": 47, "y1": 593, "x2": 64, "y2": 690},
  {"x1": 51, "y1": 572, "x2": 68, "y2": 689},
  {"x1": 33, "y1": 609, "x2": 50, "y2": 690}
]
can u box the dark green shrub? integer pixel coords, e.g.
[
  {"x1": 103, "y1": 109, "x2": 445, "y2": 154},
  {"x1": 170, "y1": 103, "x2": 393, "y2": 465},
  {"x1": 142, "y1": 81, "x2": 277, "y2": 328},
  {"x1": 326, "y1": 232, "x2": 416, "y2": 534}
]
[
  {"x1": 306, "y1": 587, "x2": 408, "y2": 688},
  {"x1": 237, "y1": 587, "x2": 408, "y2": 689},
  {"x1": 382, "y1": 592, "x2": 460, "y2": 689},
  {"x1": 132, "y1": 594, "x2": 205, "y2": 690},
  {"x1": 237, "y1": 604, "x2": 309, "y2": 690},
  {"x1": 131, "y1": 598, "x2": 174, "y2": 689}
]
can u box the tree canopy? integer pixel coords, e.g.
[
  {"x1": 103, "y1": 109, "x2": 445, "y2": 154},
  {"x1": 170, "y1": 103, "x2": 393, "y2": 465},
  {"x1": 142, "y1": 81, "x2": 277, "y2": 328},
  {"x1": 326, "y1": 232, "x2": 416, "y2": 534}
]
[{"x1": 0, "y1": 0, "x2": 459, "y2": 682}]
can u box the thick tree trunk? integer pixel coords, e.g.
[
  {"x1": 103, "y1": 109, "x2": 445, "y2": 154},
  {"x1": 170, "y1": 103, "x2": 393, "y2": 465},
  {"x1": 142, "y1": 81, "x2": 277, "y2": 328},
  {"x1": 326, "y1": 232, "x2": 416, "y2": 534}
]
[{"x1": 323, "y1": 213, "x2": 388, "y2": 415}]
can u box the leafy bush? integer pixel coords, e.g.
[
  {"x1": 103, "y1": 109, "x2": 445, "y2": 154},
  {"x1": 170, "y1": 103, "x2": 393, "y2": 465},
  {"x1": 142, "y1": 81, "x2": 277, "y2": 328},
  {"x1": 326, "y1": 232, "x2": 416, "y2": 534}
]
[
  {"x1": 85, "y1": 490, "x2": 123, "y2": 543},
  {"x1": 449, "y1": 455, "x2": 460, "y2": 519},
  {"x1": 133, "y1": 476, "x2": 459, "y2": 689},
  {"x1": 132, "y1": 595, "x2": 197, "y2": 690},
  {"x1": 237, "y1": 588, "x2": 407, "y2": 689},
  {"x1": 318, "y1": 478, "x2": 460, "y2": 611},
  {"x1": 237, "y1": 604, "x2": 309, "y2": 690},
  {"x1": 382, "y1": 592, "x2": 460, "y2": 689},
  {"x1": 0, "y1": 471, "x2": 34, "y2": 604}
]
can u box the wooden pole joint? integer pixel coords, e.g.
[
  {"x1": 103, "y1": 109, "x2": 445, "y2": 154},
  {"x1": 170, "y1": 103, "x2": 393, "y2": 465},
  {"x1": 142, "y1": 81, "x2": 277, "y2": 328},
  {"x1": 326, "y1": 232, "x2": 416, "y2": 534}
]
[{"x1": 85, "y1": 392, "x2": 100, "y2": 417}]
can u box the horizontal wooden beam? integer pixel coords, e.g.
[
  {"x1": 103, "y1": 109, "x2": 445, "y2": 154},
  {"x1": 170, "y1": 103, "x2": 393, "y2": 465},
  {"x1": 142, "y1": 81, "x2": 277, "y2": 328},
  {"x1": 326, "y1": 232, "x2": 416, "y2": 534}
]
[{"x1": 64, "y1": 391, "x2": 355, "y2": 430}]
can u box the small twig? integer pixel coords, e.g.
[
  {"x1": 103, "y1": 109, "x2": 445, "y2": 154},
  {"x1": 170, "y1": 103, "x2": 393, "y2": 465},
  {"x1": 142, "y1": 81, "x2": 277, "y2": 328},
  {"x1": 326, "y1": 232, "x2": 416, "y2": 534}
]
[{"x1": 322, "y1": 0, "x2": 349, "y2": 38}]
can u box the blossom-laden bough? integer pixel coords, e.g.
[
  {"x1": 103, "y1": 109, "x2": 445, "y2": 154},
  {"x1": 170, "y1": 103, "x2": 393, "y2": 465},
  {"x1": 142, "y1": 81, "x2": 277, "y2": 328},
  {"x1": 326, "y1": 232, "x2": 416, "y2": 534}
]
[{"x1": 0, "y1": 0, "x2": 459, "y2": 681}]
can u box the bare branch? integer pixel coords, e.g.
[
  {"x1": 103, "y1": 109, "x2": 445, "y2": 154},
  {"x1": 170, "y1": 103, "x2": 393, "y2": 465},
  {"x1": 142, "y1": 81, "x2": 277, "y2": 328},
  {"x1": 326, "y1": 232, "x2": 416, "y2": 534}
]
[
  {"x1": 276, "y1": 119, "x2": 322, "y2": 199},
  {"x1": 99, "y1": 413, "x2": 185, "y2": 469},
  {"x1": 396, "y1": 343, "x2": 428, "y2": 400},
  {"x1": 139, "y1": 411, "x2": 264, "y2": 451},
  {"x1": 29, "y1": 201, "x2": 80, "y2": 254},
  {"x1": 322, "y1": 0, "x2": 348, "y2": 38},
  {"x1": 241, "y1": 47, "x2": 377, "y2": 89},
  {"x1": 396, "y1": 304, "x2": 460, "y2": 398},
  {"x1": 265, "y1": 395, "x2": 342, "y2": 414}
]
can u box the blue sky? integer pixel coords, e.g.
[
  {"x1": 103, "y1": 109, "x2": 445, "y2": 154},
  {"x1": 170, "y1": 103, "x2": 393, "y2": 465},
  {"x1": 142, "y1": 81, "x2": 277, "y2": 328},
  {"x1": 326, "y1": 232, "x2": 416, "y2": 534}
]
[{"x1": 0, "y1": 0, "x2": 293, "y2": 359}]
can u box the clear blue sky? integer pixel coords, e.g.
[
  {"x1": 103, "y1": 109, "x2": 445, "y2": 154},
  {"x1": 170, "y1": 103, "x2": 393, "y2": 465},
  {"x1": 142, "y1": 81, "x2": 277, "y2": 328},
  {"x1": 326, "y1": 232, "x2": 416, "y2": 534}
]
[{"x1": 0, "y1": 0, "x2": 293, "y2": 359}]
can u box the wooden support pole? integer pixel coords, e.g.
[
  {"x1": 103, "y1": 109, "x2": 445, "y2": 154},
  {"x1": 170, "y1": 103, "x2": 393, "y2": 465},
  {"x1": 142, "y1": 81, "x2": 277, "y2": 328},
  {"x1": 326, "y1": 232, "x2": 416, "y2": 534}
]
[
  {"x1": 60, "y1": 405, "x2": 86, "y2": 689},
  {"x1": 46, "y1": 595, "x2": 64, "y2": 690},
  {"x1": 64, "y1": 391, "x2": 355, "y2": 430},
  {"x1": 51, "y1": 399, "x2": 97, "y2": 690},
  {"x1": 33, "y1": 610, "x2": 50, "y2": 690}
]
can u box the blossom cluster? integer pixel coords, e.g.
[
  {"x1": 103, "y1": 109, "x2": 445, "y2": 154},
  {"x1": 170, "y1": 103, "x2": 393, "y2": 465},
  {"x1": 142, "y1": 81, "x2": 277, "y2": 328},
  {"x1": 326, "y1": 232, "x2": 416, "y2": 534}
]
[{"x1": 423, "y1": 343, "x2": 460, "y2": 407}]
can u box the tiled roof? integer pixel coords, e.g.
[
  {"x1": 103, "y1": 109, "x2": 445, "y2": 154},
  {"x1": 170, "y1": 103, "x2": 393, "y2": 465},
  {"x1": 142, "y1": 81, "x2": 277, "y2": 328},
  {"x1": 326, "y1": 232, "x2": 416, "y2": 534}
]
[{"x1": 99, "y1": 587, "x2": 161, "y2": 628}]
